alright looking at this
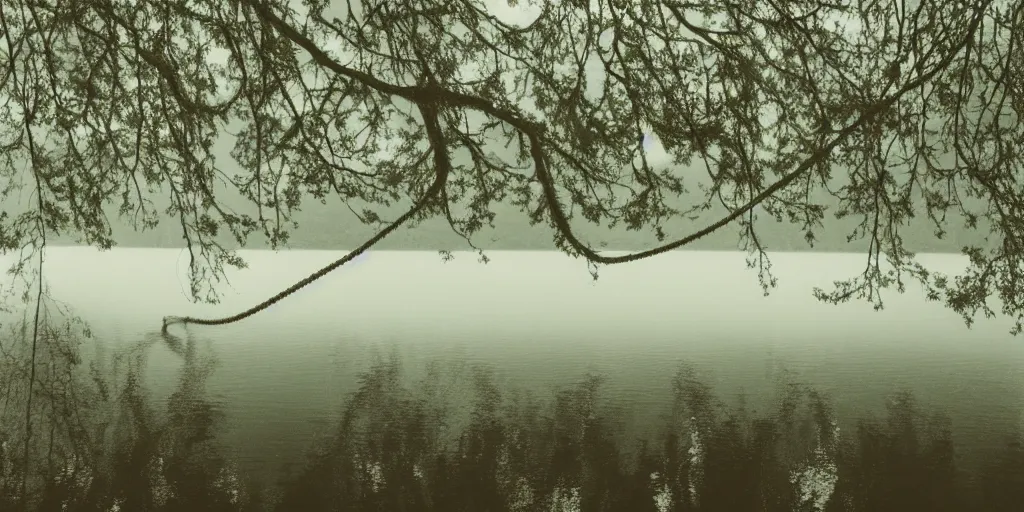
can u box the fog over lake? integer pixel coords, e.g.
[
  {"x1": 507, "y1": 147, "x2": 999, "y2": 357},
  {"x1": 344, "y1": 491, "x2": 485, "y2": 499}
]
[
  {"x1": 4, "y1": 0, "x2": 1024, "y2": 507},
  {"x1": 4, "y1": 247, "x2": 1020, "y2": 485}
]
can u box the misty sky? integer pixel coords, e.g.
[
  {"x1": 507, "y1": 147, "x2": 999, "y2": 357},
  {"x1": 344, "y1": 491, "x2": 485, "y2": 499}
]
[{"x1": 1, "y1": 0, "x2": 1009, "y2": 253}]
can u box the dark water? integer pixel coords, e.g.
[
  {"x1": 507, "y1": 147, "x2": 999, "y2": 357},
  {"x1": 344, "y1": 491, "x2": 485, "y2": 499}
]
[{"x1": 0, "y1": 248, "x2": 1022, "y2": 511}]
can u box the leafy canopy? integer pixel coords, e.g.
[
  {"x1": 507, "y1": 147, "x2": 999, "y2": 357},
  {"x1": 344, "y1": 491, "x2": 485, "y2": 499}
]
[{"x1": 2, "y1": 0, "x2": 1024, "y2": 333}]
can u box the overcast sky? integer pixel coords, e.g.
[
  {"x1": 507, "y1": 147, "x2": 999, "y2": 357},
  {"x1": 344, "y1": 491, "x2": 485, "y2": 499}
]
[{"x1": 0, "y1": 0, "x2": 1009, "y2": 253}]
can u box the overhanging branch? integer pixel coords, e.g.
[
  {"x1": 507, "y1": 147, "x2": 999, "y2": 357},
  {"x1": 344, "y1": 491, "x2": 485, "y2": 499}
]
[{"x1": 162, "y1": 100, "x2": 452, "y2": 332}]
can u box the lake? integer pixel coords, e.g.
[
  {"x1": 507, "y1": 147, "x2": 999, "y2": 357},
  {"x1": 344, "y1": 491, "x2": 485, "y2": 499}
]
[{"x1": 1, "y1": 247, "x2": 1022, "y2": 510}]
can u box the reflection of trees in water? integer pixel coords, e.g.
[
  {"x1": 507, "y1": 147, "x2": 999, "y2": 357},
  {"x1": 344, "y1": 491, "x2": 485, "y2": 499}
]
[
  {"x1": 98, "y1": 331, "x2": 243, "y2": 512},
  {"x1": 981, "y1": 438, "x2": 1024, "y2": 510},
  {"x1": 0, "y1": 323, "x2": 1022, "y2": 511},
  {"x1": 0, "y1": 300, "x2": 101, "y2": 511},
  {"x1": 0, "y1": 312, "x2": 257, "y2": 511},
  {"x1": 275, "y1": 358, "x2": 1023, "y2": 512}
]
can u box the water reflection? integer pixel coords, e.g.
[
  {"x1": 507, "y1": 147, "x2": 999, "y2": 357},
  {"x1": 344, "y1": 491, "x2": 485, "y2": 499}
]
[{"x1": 0, "y1": 314, "x2": 1022, "y2": 511}]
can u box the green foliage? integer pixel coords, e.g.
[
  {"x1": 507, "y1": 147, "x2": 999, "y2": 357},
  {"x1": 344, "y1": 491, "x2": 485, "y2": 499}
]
[{"x1": 3, "y1": 0, "x2": 1024, "y2": 331}]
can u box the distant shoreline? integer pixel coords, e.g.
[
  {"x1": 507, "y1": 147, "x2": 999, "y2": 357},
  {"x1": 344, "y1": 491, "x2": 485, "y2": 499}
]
[{"x1": 43, "y1": 242, "x2": 967, "y2": 255}]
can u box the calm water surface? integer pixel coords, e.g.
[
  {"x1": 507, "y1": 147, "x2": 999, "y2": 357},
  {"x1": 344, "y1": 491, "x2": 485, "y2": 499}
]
[{"x1": 3, "y1": 247, "x2": 1023, "y2": 484}]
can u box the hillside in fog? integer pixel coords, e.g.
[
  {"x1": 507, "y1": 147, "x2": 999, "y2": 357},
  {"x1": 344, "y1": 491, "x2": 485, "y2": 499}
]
[
  {"x1": 18, "y1": 125, "x2": 994, "y2": 254},
  {"x1": 36, "y1": 183, "x2": 992, "y2": 253}
]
